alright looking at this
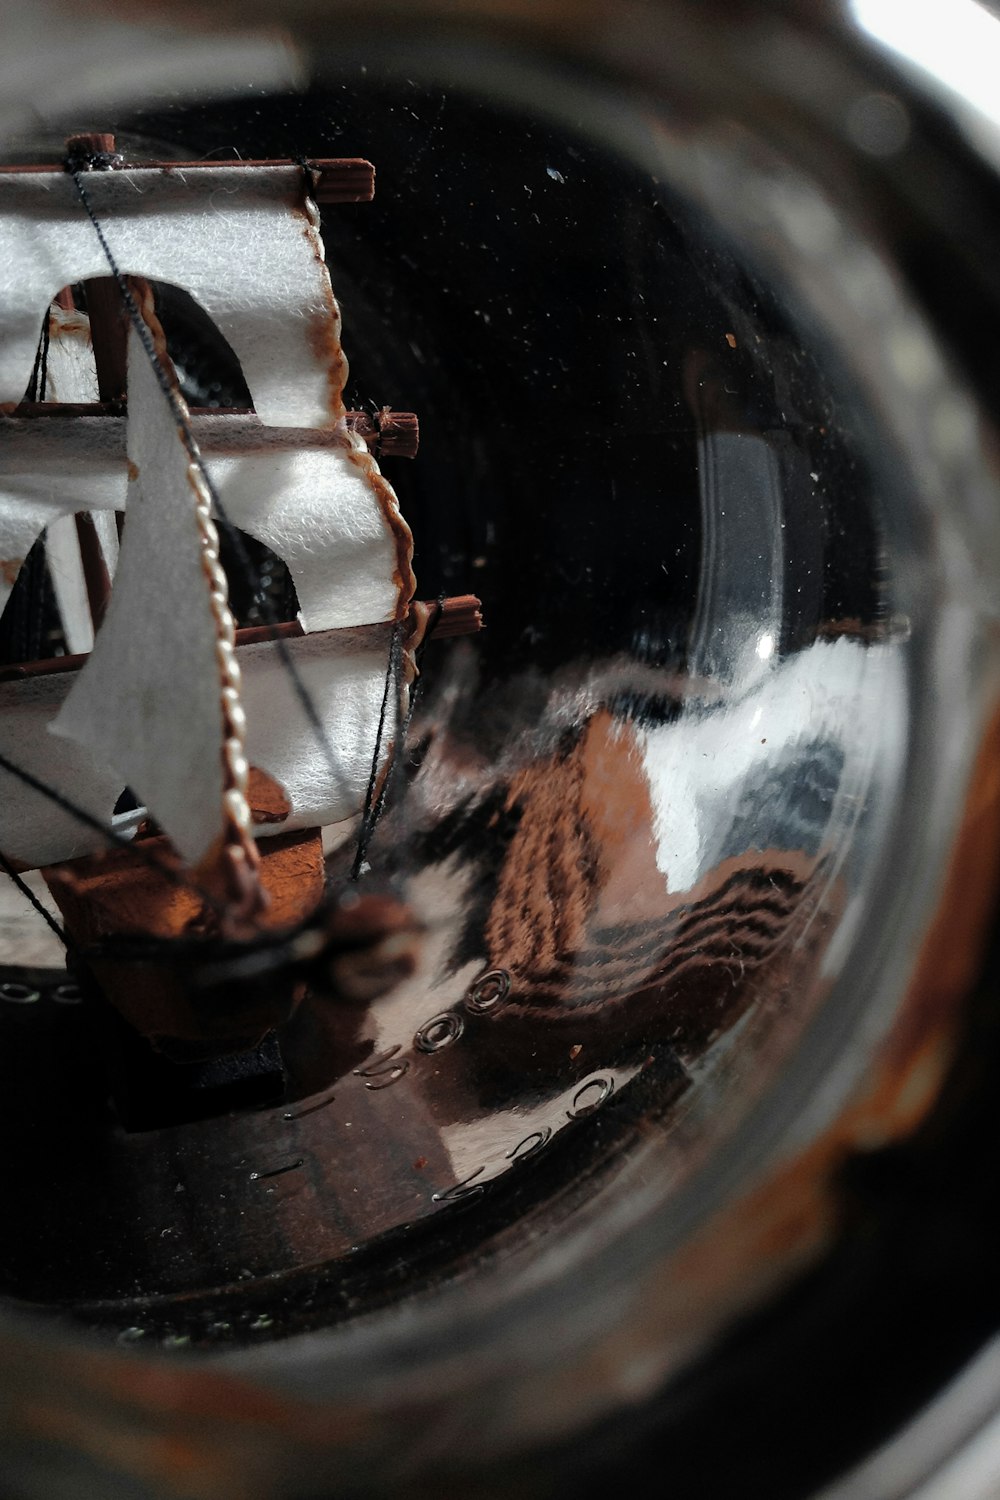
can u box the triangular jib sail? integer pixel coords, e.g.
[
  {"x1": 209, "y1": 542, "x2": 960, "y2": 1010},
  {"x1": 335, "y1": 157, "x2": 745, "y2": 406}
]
[{"x1": 52, "y1": 309, "x2": 230, "y2": 867}]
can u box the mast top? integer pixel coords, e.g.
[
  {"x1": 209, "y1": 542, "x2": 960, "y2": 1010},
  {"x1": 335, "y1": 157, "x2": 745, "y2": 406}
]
[{"x1": 0, "y1": 147, "x2": 375, "y2": 205}]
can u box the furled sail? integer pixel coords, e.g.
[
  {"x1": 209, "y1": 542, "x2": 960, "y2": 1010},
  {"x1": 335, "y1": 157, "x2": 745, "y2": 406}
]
[
  {"x1": 0, "y1": 165, "x2": 347, "y2": 427},
  {"x1": 39, "y1": 298, "x2": 99, "y2": 404},
  {"x1": 38, "y1": 301, "x2": 117, "y2": 654}
]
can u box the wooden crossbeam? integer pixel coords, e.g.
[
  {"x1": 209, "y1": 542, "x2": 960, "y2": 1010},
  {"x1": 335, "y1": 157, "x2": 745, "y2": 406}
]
[
  {"x1": 2, "y1": 403, "x2": 420, "y2": 460},
  {"x1": 0, "y1": 597, "x2": 484, "y2": 682},
  {"x1": 0, "y1": 155, "x2": 376, "y2": 204}
]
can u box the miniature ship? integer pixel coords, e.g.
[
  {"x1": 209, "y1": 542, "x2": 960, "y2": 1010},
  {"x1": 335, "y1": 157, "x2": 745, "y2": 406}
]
[{"x1": 0, "y1": 134, "x2": 479, "y2": 1058}]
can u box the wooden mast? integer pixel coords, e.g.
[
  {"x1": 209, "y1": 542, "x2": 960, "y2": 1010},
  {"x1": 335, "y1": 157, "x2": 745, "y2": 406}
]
[{"x1": 64, "y1": 134, "x2": 124, "y2": 631}]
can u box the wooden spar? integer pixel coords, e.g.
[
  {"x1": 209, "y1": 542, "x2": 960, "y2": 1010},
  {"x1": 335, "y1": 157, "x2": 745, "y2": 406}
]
[
  {"x1": 347, "y1": 409, "x2": 420, "y2": 460},
  {"x1": 218, "y1": 595, "x2": 484, "y2": 646},
  {"x1": 420, "y1": 594, "x2": 484, "y2": 639},
  {"x1": 62, "y1": 135, "x2": 127, "y2": 627},
  {"x1": 5, "y1": 402, "x2": 421, "y2": 461},
  {"x1": 0, "y1": 154, "x2": 376, "y2": 204},
  {"x1": 0, "y1": 599, "x2": 484, "y2": 683}
]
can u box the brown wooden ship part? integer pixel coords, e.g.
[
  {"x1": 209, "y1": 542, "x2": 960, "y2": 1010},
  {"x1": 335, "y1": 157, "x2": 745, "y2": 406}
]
[{"x1": 1, "y1": 150, "x2": 376, "y2": 205}]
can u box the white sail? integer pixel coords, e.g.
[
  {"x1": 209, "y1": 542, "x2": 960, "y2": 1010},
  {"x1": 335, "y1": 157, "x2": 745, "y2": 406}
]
[
  {"x1": 182, "y1": 419, "x2": 409, "y2": 631},
  {"x1": 51, "y1": 321, "x2": 227, "y2": 867},
  {"x1": 0, "y1": 620, "x2": 403, "y2": 868},
  {"x1": 0, "y1": 670, "x2": 124, "y2": 867},
  {"x1": 0, "y1": 165, "x2": 346, "y2": 427},
  {"x1": 0, "y1": 416, "x2": 404, "y2": 632},
  {"x1": 0, "y1": 416, "x2": 123, "y2": 622},
  {"x1": 241, "y1": 625, "x2": 402, "y2": 836}
]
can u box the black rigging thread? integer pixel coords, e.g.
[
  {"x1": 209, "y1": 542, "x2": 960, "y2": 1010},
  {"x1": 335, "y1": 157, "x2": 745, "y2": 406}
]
[
  {"x1": 0, "y1": 848, "x2": 70, "y2": 951},
  {"x1": 349, "y1": 598, "x2": 444, "y2": 880},
  {"x1": 0, "y1": 745, "x2": 138, "y2": 855},
  {"x1": 350, "y1": 620, "x2": 404, "y2": 881},
  {"x1": 26, "y1": 306, "x2": 51, "y2": 403},
  {"x1": 67, "y1": 153, "x2": 407, "y2": 883},
  {"x1": 29, "y1": 308, "x2": 52, "y2": 656}
]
